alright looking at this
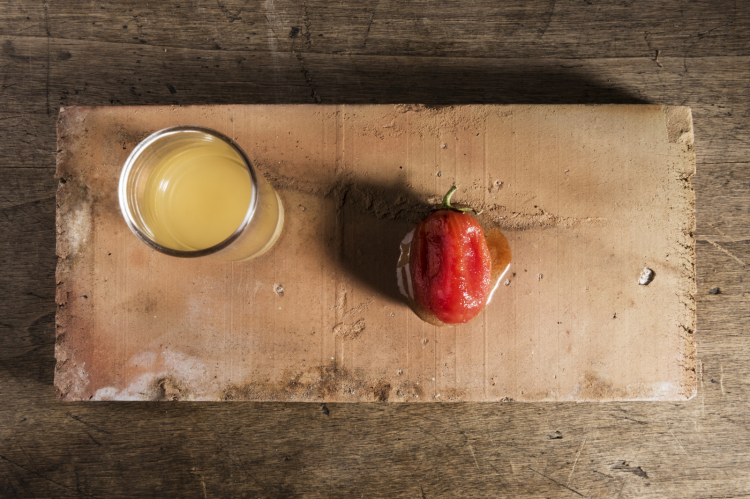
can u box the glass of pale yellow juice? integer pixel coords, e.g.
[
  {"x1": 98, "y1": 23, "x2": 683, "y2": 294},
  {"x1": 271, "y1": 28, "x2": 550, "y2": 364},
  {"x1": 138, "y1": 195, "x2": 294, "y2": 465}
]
[{"x1": 119, "y1": 126, "x2": 284, "y2": 261}]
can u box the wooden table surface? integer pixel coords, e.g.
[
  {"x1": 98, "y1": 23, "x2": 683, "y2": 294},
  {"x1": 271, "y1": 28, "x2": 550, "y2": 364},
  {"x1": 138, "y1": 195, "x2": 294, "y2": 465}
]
[{"x1": 1, "y1": 1, "x2": 748, "y2": 497}]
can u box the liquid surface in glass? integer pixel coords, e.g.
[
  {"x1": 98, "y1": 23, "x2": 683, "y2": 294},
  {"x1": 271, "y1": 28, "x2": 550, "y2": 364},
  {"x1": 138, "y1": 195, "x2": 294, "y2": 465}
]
[{"x1": 139, "y1": 136, "x2": 253, "y2": 251}]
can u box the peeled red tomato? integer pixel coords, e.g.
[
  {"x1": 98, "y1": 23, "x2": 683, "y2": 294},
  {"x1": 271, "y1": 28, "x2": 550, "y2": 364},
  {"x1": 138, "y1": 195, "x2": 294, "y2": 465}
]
[{"x1": 409, "y1": 188, "x2": 492, "y2": 324}]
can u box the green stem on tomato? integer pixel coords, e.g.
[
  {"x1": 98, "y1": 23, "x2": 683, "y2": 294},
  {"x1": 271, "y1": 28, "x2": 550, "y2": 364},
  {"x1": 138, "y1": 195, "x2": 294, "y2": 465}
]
[{"x1": 439, "y1": 186, "x2": 475, "y2": 213}]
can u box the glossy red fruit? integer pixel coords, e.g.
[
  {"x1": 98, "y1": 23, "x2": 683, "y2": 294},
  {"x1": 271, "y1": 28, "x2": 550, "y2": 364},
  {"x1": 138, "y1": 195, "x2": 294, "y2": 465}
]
[{"x1": 410, "y1": 187, "x2": 492, "y2": 324}]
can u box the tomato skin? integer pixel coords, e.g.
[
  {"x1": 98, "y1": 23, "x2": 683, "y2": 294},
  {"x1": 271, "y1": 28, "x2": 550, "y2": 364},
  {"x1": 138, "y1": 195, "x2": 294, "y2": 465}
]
[{"x1": 409, "y1": 209, "x2": 492, "y2": 324}]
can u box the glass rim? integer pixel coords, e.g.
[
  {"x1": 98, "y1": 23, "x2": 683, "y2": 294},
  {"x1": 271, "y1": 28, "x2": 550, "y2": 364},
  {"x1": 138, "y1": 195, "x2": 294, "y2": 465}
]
[{"x1": 118, "y1": 125, "x2": 260, "y2": 258}]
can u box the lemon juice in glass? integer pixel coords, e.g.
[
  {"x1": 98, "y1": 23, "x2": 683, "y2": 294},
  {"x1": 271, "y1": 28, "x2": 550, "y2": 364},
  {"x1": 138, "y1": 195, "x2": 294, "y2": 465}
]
[{"x1": 119, "y1": 126, "x2": 284, "y2": 260}]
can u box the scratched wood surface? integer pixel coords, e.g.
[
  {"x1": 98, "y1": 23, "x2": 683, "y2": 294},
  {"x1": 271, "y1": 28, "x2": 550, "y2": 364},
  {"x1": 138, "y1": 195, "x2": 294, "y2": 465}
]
[{"x1": 1, "y1": 0, "x2": 749, "y2": 497}]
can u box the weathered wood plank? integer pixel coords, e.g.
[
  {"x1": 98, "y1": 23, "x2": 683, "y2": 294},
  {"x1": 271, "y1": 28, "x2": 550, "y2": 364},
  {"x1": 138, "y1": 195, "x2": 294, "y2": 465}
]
[
  {"x1": 1, "y1": 0, "x2": 750, "y2": 496},
  {"x1": 1, "y1": 390, "x2": 749, "y2": 497},
  {"x1": 694, "y1": 162, "x2": 750, "y2": 241},
  {"x1": 2, "y1": 0, "x2": 748, "y2": 58},
  {"x1": 0, "y1": 193, "x2": 56, "y2": 361}
]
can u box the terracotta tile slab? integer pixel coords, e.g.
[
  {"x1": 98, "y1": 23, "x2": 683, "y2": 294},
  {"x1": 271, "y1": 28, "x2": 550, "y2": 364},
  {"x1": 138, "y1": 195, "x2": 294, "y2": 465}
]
[{"x1": 54, "y1": 104, "x2": 696, "y2": 401}]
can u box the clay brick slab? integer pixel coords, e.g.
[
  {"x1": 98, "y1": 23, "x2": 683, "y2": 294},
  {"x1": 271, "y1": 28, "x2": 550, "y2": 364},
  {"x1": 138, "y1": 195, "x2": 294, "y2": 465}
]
[{"x1": 54, "y1": 104, "x2": 696, "y2": 401}]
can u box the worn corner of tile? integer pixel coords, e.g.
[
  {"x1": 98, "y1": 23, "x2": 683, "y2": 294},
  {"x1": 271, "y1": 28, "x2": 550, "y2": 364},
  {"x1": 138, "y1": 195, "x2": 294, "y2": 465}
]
[{"x1": 663, "y1": 105, "x2": 694, "y2": 147}]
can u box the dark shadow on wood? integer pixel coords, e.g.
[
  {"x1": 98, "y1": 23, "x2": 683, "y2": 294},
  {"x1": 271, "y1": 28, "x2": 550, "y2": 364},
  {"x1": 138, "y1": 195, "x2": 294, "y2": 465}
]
[{"x1": 54, "y1": 62, "x2": 650, "y2": 107}]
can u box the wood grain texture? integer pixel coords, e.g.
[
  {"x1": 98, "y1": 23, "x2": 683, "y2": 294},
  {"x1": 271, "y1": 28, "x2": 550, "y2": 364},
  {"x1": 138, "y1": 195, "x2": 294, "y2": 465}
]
[
  {"x1": 1, "y1": 0, "x2": 749, "y2": 497},
  {"x1": 2, "y1": 0, "x2": 749, "y2": 58}
]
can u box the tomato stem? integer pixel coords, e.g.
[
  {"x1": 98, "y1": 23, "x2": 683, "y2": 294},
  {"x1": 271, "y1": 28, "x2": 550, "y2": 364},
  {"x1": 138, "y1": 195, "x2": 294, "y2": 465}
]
[{"x1": 439, "y1": 186, "x2": 475, "y2": 213}]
